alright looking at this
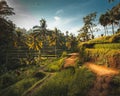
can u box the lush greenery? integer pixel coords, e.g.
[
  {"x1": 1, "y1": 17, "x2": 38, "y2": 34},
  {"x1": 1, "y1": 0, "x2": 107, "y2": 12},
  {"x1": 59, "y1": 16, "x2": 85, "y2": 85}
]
[
  {"x1": 0, "y1": 0, "x2": 120, "y2": 96},
  {"x1": 32, "y1": 67, "x2": 95, "y2": 96},
  {"x1": 94, "y1": 43, "x2": 120, "y2": 49},
  {"x1": 110, "y1": 74, "x2": 120, "y2": 95},
  {"x1": 0, "y1": 65, "x2": 46, "y2": 96},
  {"x1": 44, "y1": 57, "x2": 65, "y2": 72}
]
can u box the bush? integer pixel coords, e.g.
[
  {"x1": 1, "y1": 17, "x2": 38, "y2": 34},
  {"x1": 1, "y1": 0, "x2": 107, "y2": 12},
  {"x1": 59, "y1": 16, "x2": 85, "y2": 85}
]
[
  {"x1": 61, "y1": 51, "x2": 67, "y2": 57},
  {"x1": 0, "y1": 73, "x2": 17, "y2": 89},
  {"x1": 109, "y1": 74, "x2": 120, "y2": 95},
  {"x1": 45, "y1": 58, "x2": 65, "y2": 72},
  {"x1": 33, "y1": 72, "x2": 46, "y2": 79}
]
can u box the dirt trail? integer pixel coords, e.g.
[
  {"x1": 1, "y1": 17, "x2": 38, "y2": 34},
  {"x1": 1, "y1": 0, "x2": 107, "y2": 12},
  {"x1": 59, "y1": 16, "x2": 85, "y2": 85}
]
[
  {"x1": 85, "y1": 62, "x2": 119, "y2": 76},
  {"x1": 64, "y1": 53, "x2": 79, "y2": 68},
  {"x1": 85, "y1": 62, "x2": 119, "y2": 96}
]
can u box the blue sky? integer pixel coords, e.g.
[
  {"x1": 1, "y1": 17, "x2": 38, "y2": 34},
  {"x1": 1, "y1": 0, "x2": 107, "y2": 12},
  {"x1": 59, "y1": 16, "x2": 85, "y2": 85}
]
[{"x1": 7, "y1": 0, "x2": 120, "y2": 36}]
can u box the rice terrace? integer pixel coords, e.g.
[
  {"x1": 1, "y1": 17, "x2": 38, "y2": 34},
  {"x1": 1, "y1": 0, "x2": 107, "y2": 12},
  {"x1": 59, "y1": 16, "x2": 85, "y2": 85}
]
[{"x1": 0, "y1": 0, "x2": 120, "y2": 96}]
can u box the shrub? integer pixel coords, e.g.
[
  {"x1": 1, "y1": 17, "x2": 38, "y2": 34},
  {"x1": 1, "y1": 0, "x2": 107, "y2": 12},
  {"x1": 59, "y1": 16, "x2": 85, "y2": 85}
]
[
  {"x1": 33, "y1": 72, "x2": 46, "y2": 79},
  {"x1": 45, "y1": 58, "x2": 65, "y2": 72},
  {"x1": 61, "y1": 51, "x2": 67, "y2": 57},
  {"x1": 0, "y1": 73, "x2": 17, "y2": 89},
  {"x1": 109, "y1": 74, "x2": 120, "y2": 95}
]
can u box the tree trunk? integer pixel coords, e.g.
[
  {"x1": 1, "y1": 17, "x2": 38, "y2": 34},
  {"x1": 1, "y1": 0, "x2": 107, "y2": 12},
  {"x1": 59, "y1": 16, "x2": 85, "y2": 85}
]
[
  {"x1": 55, "y1": 45, "x2": 57, "y2": 57},
  {"x1": 104, "y1": 26, "x2": 106, "y2": 36},
  {"x1": 112, "y1": 23, "x2": 114, "y2": 35},
  {"x1": 119, "y1": 20, "x2": 120, "y2": 29}
]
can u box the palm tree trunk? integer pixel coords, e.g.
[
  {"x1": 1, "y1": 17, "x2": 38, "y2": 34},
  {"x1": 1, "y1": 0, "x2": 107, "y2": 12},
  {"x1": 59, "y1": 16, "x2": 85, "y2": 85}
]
[
  {"x1": 106, "y1": 26, "x2": 109, "y2": 35},
  {"x1": 112, "y1": 23, "x2": 114, "y2": 34},
  {"x1": 119, "y1": 20, "x2": 120, "y2": 29},
  {"x1": 104, "y1": 26, "x2": 106, "y2": 36},
  {"x1": 55, "y1": 45, "x2": 57, "y2": 57}
]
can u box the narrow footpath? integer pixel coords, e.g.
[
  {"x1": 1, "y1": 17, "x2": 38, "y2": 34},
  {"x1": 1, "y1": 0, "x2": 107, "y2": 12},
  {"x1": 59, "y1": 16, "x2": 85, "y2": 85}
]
[{"x1": 85, "y1": 62, "x2": 119, "y2": 96}]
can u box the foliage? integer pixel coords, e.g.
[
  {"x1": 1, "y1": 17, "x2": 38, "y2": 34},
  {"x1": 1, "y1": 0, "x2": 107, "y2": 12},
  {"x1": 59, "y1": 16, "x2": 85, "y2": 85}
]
[
  {"x1": 0, "y1": 65, "x2": 43, "y2": 96},
  {"x1": 94, "y1": 43, "x2": 120, "y2": 49},
  {"x1": 110, "y1": 74, "x2": 120, "y2": 95},
  {"x1": 45, "y1": 58, "x2": 65, "y2": 72},
  {"x1": 78, "y1": 12, "x2": 97, "y2": 41},
  {"x1": 0, "y1": 78, "x2": 38, "y2": 96},
  {"x1": 33, "y1": 71, "x2": 46, "y2": 79},
  {"x1": 61, "y1": 51, "x2": 67, "y2": 57},
  {"x1": 78, "y1": 33, "x2": 120, "y2": 49},
  {"x1": 68, "y1": 67, "x2": 95, "y2": 96},
  {"x1": 99, "y1": 3, "x2": 120, "y2": 35},
  {"x1": 85, "y1": 49, "x2": 120, "y2": 67},
  {"x1": 0, "y1": 0, "x2": 15, "y2": 17},
  {"x1": 0, "y1": 73, "x2": 18, "y2": 89},
  {"x1": 32, "y1": 67, "x2": 95, "y2": 96}
]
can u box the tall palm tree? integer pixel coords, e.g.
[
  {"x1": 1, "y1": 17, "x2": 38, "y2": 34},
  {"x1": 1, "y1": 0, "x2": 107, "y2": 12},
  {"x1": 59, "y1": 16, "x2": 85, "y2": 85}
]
[
  {"x1": 0, "y1": 0, "x2": 15, "y2": 18},
  {"x1": 99, "y1": 14, "x2": 109, "y2": 35},
  {"x1": 108, "y1": 0, "x2": 115, "y2": 3},
  {"x1": 83, "y1": 12, "x2": 97, "y2": 38},
  {"x1": 107, "y1": 10, "x2": 118, "y2": 34},
  {"x1": 111, "y1": 3, "x2": 120, "y2": 29}
]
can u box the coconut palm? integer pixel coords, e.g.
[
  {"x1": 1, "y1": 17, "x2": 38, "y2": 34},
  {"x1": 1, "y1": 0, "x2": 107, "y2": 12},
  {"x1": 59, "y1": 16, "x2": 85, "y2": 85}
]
[
  {"x1": 111, "y1": 3, "x2": 120, "y2": 29},
  {"x1": 0, "y1": 0, "x2": 15, "y2": 18},
  {"x1": 99, "y1": 14, "x2": 109, "y2": 35}
]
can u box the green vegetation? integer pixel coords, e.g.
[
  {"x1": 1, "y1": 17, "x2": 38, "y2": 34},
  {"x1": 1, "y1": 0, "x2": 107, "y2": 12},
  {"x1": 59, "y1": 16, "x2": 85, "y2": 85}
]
[
  {"x1": 94, "y1": 43, "x2": 120, "y2": 49},
  {"x1": 0, "y1": 78, "x2": 38, "y2": 96},
  {"x1": 85, "y1": 49, "x2": 120, "y2": 67},
  {"x1": 32, "y1": 67, "x2": 95, "y2": 96},
  {"x1": 110, "y1": 74, "x2": 120, "y2": 95},
  {"x1": 45, "y1": 58, "x2": 65, "y2": 72},
  {"x1": 0, "y1": 0, "x2": 120, "y2": 96}
]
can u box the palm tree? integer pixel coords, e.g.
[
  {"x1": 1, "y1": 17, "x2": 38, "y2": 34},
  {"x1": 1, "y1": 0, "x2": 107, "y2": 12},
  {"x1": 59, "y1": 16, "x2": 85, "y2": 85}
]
[
  {"x1": 99, "y1": 14, "x2": 109, "y2": 35},
  {"x1": 0, "y1": 0, "x2": 15, "y2": 18},
  {"x1": 108, "y1": 0, "x2": 115, "y2": 3},
  {"x1": 107, "y1": 10, "x2": 118, "y2": 34},
  {"x1": 48, "y1": 28, "x2": 58, "y2": 56},
  {"x1": 111, "y1": 3, "x2": 120, "y2": 29},
  {"x1": 83, "y1": 12, "x2": 97, "y2": 38}
]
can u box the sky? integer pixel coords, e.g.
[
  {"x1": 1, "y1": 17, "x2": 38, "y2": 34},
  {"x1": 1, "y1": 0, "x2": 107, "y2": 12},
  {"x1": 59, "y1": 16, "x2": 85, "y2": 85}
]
[{"x1": 6, "y1": 0, "x2": 120, "y2": 36}]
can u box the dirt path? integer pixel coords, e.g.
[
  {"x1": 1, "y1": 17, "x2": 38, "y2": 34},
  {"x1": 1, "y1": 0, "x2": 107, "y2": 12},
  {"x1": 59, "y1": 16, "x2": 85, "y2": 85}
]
[
  {"x1": 85, "y1": 62, "x2": 119, "y2": 76},
  {"x1": 85, "y1": 62, "x2": 119, "y2": 96},
  {"x1": 64, "y1": 53, "x2": 79, "y2": 68}
]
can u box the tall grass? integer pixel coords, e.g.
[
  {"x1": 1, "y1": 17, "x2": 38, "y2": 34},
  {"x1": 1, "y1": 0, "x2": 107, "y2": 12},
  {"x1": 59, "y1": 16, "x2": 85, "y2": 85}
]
[
  {"x1": 0, "y1": 78, "x2": 38, "y2": 96},
  {"x1": 32, "y1": 67, "x2": 95, "y2": 96},
  {"x1": 45, "y1": 58, "x2": 65, "y2": 72},
  {"x1": 94, "y1": 43, "x2": 120, "y2": 49},
  {"x1": 109, "y1": 74, "x2": 120, "y2": 95}
]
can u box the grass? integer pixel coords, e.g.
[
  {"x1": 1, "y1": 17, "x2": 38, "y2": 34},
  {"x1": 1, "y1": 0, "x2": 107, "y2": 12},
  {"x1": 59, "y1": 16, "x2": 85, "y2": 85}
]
[
  {"x1": 109, "y1": 73, "x2": 120, "y2": 95},
  {"x1": 44, "y1": 58, "x2": 65, "y2": 72},
  {"x1": 94, "y1": 43, "x2": 120, "y2": 49},
  {"x1": 32, "y1": 67, "x2": 95, "y2": 96},
  {"x1": 0, "y1": 78, "x2": 38, "y2": 96},
  {"x1": 0, "y1": 64, "x2": 45, "y2": 96}
]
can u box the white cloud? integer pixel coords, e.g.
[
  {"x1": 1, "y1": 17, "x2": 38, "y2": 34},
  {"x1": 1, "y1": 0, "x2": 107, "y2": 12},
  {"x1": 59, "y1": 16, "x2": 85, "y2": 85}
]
[
  {"x1": 47, "y1": 16, "x2": 80, "y2": 35},
  {"x1": 56, "y1": 9, "x2": 64, "y2": 15},
  {"x1": 54, "y1": 16, "x2": 61, "y2": 21},
  {"x1": 68, "y1": 26, "x2": 81, "y2": 36}
]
